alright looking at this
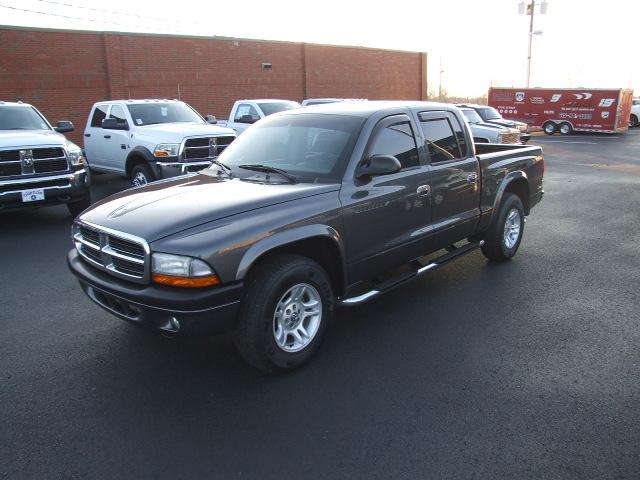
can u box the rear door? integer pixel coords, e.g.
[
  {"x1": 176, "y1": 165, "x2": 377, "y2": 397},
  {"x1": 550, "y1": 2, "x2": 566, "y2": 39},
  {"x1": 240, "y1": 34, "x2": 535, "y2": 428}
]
[
  {"x1": 84, "y1": 104, "x2": 109, "y2": 169},
  {"x1": 341, "y1": 114, "x2": 431, "y2": 280},
  {"x1": 418, "y1": 110, "x2": 480, "y2": 249}
]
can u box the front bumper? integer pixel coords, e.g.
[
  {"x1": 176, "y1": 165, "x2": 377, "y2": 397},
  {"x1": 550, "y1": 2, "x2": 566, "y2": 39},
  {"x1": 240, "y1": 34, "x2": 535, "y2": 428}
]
[
  {"x1": 0, "y1": 168, "x2": 89, "y2": 211},
  {"x1": 68, "y1": 249, "x2": 243, "y2": 336},
  {"x1": 153, "y1": 160, "x2": 212, "y2": 179},
  {"x1": 520, "y1": 133, "x2": 532, "y2": 144}
]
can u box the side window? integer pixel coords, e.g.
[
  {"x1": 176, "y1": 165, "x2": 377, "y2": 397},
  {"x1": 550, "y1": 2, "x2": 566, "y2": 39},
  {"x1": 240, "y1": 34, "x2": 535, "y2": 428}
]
[
  {"x1": 234, "y1": 104, "x2": 260, "y2": 123},
  {"x1": 448, "y1": 112, "x2": 468, "y2": 158},
  {"x1": 90, "y1": 105, "x2": 108, "y2": 127},
  {"x1": 369, "y1": 121, "x2": 419, "y2": 169},
  {"x1": 419, "y1": 118, "x2": 462, "y2": 163},
  {"x1": 108, "y1": 105, "x2": 126, "y2": 122}
]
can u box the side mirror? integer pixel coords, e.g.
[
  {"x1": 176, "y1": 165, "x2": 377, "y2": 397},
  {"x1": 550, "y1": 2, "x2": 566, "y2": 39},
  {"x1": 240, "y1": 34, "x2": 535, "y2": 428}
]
[
  {"x1": 101, "y1": 118, "x2": 129, "y2": 130},
  {"x1": 54, "y1": 120, "x2": 74, "y2": 133},
  {"x1": 238, "y1": 114, "x2": 258, "y2": 124},
  {"x1": 356, "y1": 154, "x2": 401, "y2": 178},
  {"x1": 205, "y1": 114, "x2": 217, "y2": 124}
]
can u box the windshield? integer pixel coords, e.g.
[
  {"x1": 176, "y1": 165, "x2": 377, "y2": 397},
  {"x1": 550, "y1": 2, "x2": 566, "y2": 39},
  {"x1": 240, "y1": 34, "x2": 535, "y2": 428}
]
[
  {"x1": 257, "y1": 101, "x2": 300, "y2": 116},
  {"x1": 213, "y1": 113, "x2": 364, "y2": 183},
  {"x1": 478, "y1": 107, "x2": 502, "y2": 121},
  {"x1": 0, "y1": 106, "x2": 51, "y2": 130},
  {"x1": 127, "y1": 102, "x2": 203, "y2": 126},
  {"x1": 461, "y1": 109, "x2": 483, "y2": 124}
]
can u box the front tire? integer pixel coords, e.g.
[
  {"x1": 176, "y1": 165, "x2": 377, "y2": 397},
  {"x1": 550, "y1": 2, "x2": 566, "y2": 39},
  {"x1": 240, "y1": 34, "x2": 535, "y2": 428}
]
[
  {"x1": 131, "y1": 163, "x2": 155, "y2": 187},
  {"x1": 630, "y1": 114, "x2": 638, "y2": 128},
  {"x1": 481, "y1": 193, "x2": 525, "y2": 262},
  {"x1": 234, "y1": 254, "x2": 334, "y2": 373}
]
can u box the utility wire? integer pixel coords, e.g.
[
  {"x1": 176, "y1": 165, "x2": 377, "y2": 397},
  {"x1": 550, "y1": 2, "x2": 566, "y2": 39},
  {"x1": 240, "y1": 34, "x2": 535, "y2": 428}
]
[
  {"x1": 0, "y1": 3, "x2": 148, "y2": 29},
  {"x1": 30, "y1": 0, "x2": 215, "y2": 31}
]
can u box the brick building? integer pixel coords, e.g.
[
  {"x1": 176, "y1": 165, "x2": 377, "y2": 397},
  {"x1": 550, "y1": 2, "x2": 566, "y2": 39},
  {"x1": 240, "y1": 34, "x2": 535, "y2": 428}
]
[{"x1": 0, "y1": 26, "x2": 428, "y2": 144}]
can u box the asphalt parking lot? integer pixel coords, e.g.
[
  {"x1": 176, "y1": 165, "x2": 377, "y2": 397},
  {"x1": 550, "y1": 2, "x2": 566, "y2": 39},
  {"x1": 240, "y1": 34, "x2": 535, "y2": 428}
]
[{"x1": 2, "y1": 131, "x2": 639, "y2": 479}]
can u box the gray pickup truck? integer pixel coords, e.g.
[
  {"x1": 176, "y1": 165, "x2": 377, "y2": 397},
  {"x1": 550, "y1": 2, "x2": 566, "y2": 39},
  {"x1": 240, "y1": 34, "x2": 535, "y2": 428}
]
[{"x1": 68, "y1": 101, "x2": 544, "y2": 372}]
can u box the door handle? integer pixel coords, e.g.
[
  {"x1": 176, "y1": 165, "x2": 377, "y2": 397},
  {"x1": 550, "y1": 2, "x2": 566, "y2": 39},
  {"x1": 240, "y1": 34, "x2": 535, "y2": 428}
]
[
  {"x1": 84, "y1": 133, "x2": 91, "y2": 137},
  {"x1": 417, "y1": 184, "x2": 431, "y2": 196},
  {"x1": 104, "y1": 135, "x2": 111, "y2": 139},
  {"x1": 467, "y1": 173, "x2": 477, "y2": 184}
]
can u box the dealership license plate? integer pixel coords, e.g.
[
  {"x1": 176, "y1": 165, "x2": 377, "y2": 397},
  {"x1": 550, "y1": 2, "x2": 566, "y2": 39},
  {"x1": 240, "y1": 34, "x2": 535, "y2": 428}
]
[{"x1": 21, "y1": 188, "x2": 45, "y2": 202}]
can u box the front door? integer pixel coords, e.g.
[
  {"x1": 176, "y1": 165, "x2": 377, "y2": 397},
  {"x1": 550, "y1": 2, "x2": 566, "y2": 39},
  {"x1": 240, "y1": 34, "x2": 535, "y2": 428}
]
[
  {"x1": 417, "y1": 110, "x2": 480, "y2": 250},
  {"x1": 341, "y1": 114, "x2": 431, "y2": 282},
  {"x1": 101, "y1": 104, "x2": 131, "y2": 172},
  {"x1": 84, "y1": 104, "x2": 109, "y2": 170}
]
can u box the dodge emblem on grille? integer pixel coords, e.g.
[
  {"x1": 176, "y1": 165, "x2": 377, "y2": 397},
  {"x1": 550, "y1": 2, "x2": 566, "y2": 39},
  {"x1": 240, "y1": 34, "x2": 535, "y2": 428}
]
[
  {"x1": 208, "y1": 137, "x2": 217, "y2": 157},
  {"x1": 20, "y1": 149, "x2": 34, "y2": 172}
]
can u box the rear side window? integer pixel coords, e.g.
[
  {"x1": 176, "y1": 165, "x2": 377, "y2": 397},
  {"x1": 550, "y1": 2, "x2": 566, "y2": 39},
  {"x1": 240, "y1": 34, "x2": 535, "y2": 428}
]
[
  {"x1": 90, "y1": 105, "x2": 108, "y2": 127},
  {"x1": 448, "y1": 113, "x2": 468, "y2": 157},
  {"x1": 369, "y1": 121, "x2": 419, "y2": 169},
  {"x1": 419, "y1": 118, "x2": 462, "y2": 163}
]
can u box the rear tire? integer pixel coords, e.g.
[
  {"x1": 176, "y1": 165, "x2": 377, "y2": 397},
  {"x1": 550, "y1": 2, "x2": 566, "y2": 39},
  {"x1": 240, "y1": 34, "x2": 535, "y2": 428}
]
[
  {"x1": 131, "y1": 163, "x2": 155, "y2": 187},
  {"x1": 559, "y1": 122, "x2": 573, "y2": 135},
  {"x1": 234, "y1": 254, "x2": 334, "y2": 373},
  {"x1": 67, "y1": 191, "x2": 91, "y2": 217},
  {"x1": 543, "y1": 121, "x2": 557, "y2": 135},
  {"x1": 481, "y1": 193, "x2": 525, "y2": 262}
]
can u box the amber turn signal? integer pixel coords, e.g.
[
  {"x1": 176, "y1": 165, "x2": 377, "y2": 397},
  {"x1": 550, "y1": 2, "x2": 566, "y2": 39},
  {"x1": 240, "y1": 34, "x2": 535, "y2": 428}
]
[{"x1": 152, "y1": 273, "x2": 220, "y2": 288}]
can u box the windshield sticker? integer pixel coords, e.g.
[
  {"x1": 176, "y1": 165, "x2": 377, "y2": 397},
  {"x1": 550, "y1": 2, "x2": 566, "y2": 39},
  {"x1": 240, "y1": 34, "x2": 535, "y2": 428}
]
[
  {"x1": 136, "y1": 118, "x2": 143, "y2": 125},
  {"x1": 161, "y1": 107, "x2": 168, "y2": 116}
]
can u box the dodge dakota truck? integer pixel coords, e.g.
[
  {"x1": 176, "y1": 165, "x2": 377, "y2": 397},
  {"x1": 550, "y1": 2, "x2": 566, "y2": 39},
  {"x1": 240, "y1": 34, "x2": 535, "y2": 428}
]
[
  {"x1": 1, "y1": 101, "x2": 90, "y2": 216},
  {"x1": 68, "y1": 101, "x2": 544, "y2": 372}
]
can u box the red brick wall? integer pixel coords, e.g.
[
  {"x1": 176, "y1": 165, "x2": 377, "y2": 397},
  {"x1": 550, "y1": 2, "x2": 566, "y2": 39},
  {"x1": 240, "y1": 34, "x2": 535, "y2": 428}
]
[{"x1": 0, "y1": 27, "x2": 427, "y2": 145}]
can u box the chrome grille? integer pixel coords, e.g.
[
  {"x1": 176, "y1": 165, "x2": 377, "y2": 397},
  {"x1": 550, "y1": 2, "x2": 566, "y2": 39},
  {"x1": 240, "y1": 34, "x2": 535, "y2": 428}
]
[
  {"x1": 74, "y1": 222, "x2": 149, "y2": 283},
  {"x1": 182, "y1": 136, "x2": 235, "y2": 162},
  {"x1": 0, "y1": 147, "x2": 69, "y2": 179}
]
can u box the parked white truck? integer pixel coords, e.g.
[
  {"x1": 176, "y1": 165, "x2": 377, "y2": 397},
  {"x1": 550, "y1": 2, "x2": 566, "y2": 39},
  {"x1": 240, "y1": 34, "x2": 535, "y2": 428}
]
[
  {"x1": 217, "y1": 99, "x2": 300, "y2": 135},
  {"x1": 0, "y1": 101, "x2": 90, "y2": 216},
  {"x1": 83, "y1": 99, "x2": 236, "y2": 186}
]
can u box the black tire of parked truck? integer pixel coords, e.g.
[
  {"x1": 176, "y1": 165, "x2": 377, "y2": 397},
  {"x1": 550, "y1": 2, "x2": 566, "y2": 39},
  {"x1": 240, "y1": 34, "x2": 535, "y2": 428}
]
[
  {"x1": 234, "y1": 254, "x2": 334, "y2": 373},
  {"x1": 131, "y1": 163, "x2": 155, "y2": 187},
  {"x1": 67, "y1": 192, "x2": 91, "y2": 217},
  {"x1": 631, "y1": 114, "x2": 639, "y2": 128},
  {"x1": 480, "y1": 193, "x2": 525, "y2": 262}
]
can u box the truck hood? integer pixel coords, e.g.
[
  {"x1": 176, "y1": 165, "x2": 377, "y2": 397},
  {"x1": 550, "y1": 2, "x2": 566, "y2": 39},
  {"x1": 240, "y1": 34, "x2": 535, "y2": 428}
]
[
  {"x1": 468, "y1": 122, "x2": 507, "y2": 133},
  {"x1": 0, "y1": 129, "x2": 67, "y2": 149},
  {"x1": 79, "y1": 174, "x2": 340, "y2": 242},
  {"x1": 135, "y1": 122, "x2": 236, "y2": 142},
  {"x1": 486, "y1": 119, "x2": 527, "y2": 128}
]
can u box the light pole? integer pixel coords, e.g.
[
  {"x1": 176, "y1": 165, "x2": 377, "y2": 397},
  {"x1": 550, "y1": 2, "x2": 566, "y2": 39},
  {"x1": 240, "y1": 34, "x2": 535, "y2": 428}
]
[
  {"x1": 519, "y1": 1, "x2": 547, "y2": 87},
  {"x1": 438, "y1": 57, "x2": 444, "y2": 100}
]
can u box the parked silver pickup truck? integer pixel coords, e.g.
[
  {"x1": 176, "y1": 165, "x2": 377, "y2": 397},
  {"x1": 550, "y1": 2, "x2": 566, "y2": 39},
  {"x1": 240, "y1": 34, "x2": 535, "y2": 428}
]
[
  {"x1": 459, "y1": 107, "x2": 522, "y2": 144},
  {"x1": 217, "y1": 99, "x2": 300, "y2": 135}
]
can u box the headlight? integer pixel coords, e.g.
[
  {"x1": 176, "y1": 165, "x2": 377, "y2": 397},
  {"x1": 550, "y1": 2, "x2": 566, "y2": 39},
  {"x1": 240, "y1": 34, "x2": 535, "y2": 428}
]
[
  {"x1": 151, "y1": 253, "x2": 220, "y2": 287},
  {"x1": 153, "y1": 143, "x2": 180, "y2": 158},
  {"x1": 519, "y1": 124, "x2": 528, "y2": 132},
  {"x1": 66, "y1": 142, "x2": 85, "y2": 166},
  {"x1": 496, "y1": 133, "x2": 503, "y2": 143}
]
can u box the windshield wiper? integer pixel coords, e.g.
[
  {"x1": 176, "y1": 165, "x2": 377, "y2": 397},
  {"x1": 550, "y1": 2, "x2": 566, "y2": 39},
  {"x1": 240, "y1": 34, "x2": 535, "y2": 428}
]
[
  {"x1": 210, "y1": 159, "x2": 232, "y2": 177},
  {"x1": 237, "y1": 164, "x2": 297, "y2": 183}
]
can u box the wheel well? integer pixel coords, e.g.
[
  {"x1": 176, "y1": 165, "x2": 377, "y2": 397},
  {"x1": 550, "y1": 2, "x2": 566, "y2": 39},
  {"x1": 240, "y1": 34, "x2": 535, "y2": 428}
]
[
  {"x1": 248, "y1": 237, "x2": 345, "y2": 296},
  {"x1": 505, "y1": 178, "x2": 530, "y2": 215},
  {"x1": 126, "y1": 155, "x2": 147, "y2": 177}
]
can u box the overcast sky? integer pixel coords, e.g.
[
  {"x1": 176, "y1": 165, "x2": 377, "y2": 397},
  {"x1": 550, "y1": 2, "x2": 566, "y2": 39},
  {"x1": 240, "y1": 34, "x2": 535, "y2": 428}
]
[{"x1": 1, "y1": 0, "x2": 638, "y2": 97}]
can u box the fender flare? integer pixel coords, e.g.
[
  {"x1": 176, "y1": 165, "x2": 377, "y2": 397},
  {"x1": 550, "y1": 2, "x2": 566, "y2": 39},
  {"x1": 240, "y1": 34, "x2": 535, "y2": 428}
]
[
  {"x1": 235, "y1": 224, "x2": 347, "y2": 290},
  {"x1": 125, "y1": 147, "x2": 156, "y2": 175},
  {"x1": 489, "y1": 170, "x2": 529, "y2": 224}
]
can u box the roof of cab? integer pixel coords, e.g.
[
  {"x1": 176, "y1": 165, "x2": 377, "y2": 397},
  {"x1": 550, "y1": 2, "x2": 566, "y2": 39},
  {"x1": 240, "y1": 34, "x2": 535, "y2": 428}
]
[
  {"x1": 293, "y1": 100, "x2": 461, "y2": 117},
  {"x1": 0, "y1": 101, "x2": 33, "y2": 107}
]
